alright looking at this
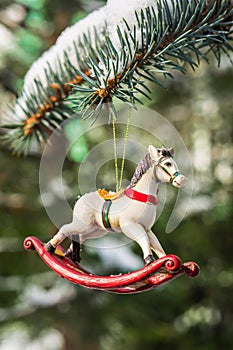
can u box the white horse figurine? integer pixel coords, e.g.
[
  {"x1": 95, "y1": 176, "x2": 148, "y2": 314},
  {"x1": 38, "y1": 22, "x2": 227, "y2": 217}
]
[{"x1": 45, "y1": 145, "x2": 187, "y2": 265}]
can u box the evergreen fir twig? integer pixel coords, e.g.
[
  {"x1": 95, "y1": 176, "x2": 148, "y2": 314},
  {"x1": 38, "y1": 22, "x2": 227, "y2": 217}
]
[
  {"x1": 1, "y1": 0, "x2": 233, "y2": 154},
  {"x1": 71, "y1": 0, "x2": 233, "y2": 118}
]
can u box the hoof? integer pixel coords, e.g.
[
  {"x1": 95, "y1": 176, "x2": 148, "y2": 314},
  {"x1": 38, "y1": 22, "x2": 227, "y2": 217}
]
[
  {"x1": 72, "y1": 240, "x2": 82, "y2": 263},
  {"x1": 144, "y1": 254, "x2": 154, "y2": 266},
  {"x1": 45, "y1": 242, "x2": 56, "y2": 253},
  {"x1": 72, "y1": 253, "x2": 82, "y2": 264}
]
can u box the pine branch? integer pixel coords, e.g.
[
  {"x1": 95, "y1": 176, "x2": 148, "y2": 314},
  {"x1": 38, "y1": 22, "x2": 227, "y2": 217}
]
[
  {"x1": 71, "y1": 0, "x2": 233, "y2": 118},
  {"x1": 2, "y1": 0, "x2": 233, "y2": 154}
]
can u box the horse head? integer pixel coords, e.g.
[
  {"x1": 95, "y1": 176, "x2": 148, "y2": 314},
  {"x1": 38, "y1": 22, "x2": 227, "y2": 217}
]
[{"x1": 148, "y1": 145, "x2": 187, "y2": 188}]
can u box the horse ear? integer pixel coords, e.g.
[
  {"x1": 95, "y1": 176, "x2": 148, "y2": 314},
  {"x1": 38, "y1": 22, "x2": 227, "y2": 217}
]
[
  {"x1": 168, "y1": 147, "x2": 174, "y2": 155},
  {"x1": 148, "y1": 145, "x2": 160, "y2": 160}
]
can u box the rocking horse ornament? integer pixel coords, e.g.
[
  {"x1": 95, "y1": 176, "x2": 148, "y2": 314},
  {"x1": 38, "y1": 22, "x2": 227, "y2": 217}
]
[{"x1": 24, "y1": 145, "x2": 200, "y2": 294}]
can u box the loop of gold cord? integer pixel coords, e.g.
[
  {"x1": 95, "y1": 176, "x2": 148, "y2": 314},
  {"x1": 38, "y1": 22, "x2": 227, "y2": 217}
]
[
  {"x1": 112, "y1": 118, "x2": 119, "y2": 192},
  {"x1": 112, "y1": 105, "x2": 132, "y2": 192},
  {"x1": 119, "y1": 105, "x2": 131, "y2": 191}
]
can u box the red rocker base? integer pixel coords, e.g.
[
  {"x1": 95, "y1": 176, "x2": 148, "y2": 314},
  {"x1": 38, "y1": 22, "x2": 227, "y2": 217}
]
[{"x1": 24, "y1": 236, "x2": 200, "y2": 294}]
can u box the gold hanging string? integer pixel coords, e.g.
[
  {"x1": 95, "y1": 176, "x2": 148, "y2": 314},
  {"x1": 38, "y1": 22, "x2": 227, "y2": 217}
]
[
  {"x1": 112, "y1": 118, "x2": 119, "y2": 192},
  {"x1": 112, "y1": 104, "x2": 132, "y2": 193},
  {"x1": 118, "y1": 105, "x2": 132, "y2": 191}
]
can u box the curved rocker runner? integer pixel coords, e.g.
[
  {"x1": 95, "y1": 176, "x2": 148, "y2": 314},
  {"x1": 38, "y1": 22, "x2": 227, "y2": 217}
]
[{"x1": 24, "y1": 236, "x2": 200, "y2": 294}]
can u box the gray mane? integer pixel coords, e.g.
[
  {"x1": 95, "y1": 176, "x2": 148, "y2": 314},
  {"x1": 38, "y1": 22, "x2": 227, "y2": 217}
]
[{"x1": 130, "y1": 153, "x2": 153, "y2": 187}]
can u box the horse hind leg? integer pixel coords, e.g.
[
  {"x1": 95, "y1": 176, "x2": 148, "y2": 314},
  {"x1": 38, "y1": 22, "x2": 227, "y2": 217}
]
[
  {"x1": 79, "y1": 228, "x2": 107, "y2": 245},
  {"x1": 64, "y1": 234, "x2": 81, "y2": 263},
  {"x1": 65, "y1": 228, "x2": 107, "y2": 262},
  {"x1": 45, "y1": 222, "x2": 79, "y2": 253}
]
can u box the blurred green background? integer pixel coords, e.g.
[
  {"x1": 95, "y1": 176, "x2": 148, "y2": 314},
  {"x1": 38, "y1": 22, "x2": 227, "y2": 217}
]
[{"x1": 0, "y1": 1, "x2": 232, "y2": 349}]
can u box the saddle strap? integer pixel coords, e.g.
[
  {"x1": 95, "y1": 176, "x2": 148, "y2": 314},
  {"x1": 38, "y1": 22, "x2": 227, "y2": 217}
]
[
  {"x1": 124, "y1": 188, "x2": 158, "y2": 206},
  {"x1": 101, "y1": 200, "x2": 116, "y2": 232}
]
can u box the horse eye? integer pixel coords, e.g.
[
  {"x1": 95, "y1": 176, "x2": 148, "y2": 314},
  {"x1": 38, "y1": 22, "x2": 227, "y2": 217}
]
[{"x1": 165, "y1": 162, "x2": 172, "y2": 167}]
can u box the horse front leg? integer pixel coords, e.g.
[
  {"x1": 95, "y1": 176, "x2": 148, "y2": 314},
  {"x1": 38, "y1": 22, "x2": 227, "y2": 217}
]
[
  {"x1": 147, "y1": 229, "x2": 166, "y2": 258},
  {"x1": 121, "y1": 222, "x2": 153, "y2": 265}
]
